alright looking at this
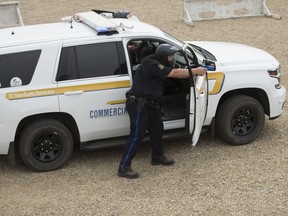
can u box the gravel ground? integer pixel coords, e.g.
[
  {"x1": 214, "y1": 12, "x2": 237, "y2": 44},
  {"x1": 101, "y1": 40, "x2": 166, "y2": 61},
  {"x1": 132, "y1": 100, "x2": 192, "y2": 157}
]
[{"x1": 0, "y1": 0, "x2": 288, "y2": 215}]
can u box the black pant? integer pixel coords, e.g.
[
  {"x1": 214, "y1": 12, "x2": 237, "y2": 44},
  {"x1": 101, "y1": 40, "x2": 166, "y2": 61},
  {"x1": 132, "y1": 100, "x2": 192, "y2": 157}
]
[{"x1": 119, "y1": 99, "x2": 164, "y2": 172}]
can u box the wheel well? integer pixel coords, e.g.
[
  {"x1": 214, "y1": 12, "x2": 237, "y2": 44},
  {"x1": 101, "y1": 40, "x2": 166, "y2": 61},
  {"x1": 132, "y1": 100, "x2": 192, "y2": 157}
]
[
  {"x1": 15, "y1": 113, "x2": 80, "y2": 150},
  {"x1": 217, "y1": 88, "x2": 270, "y2": 116}
]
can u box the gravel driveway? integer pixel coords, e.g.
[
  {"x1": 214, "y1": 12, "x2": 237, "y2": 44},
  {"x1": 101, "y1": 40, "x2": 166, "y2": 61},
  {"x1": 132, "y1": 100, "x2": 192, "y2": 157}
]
[{"x1": 1, "y1": 0, "x2": 288, "y2": 215}]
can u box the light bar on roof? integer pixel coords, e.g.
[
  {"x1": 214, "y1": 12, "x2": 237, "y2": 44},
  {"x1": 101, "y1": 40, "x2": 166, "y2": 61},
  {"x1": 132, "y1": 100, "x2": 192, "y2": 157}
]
[{"x1": 74, "y1": 11, "x2": 118, "y2": 33}]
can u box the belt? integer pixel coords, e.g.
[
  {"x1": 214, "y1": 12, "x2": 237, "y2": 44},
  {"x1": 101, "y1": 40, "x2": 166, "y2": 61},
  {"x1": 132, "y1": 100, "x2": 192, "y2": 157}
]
[
  {"x1": 126, "y1": 90, "x2": 160, "y2": 109},
  {"x1": 127, "y1": 95, "x2": 160, "y2": 110}
]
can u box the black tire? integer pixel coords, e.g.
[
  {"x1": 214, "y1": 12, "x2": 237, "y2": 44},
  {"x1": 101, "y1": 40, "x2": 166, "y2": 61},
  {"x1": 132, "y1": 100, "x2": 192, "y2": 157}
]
[
  {"x1": 18, "y1": 119, "x2": 73, "y2": 172},
  {"x1": 216, "y1": 95, "x2": 265, "y2": 145}
]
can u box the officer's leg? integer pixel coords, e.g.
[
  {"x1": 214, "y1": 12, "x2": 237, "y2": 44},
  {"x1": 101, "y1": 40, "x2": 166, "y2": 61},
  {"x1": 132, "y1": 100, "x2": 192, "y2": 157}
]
[
  {"x1": 118, "y1": 104, "x2": 149, "y2": 178},
  {"x1": 148, "y1": 107, "x2": 164, "y2": 157},
  {"x1": 148, "y1": 107, "x2": 174, "y2": 166}
]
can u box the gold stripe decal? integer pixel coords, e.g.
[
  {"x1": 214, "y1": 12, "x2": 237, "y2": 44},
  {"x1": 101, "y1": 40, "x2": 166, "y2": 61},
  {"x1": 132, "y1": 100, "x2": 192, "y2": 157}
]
[
  {"x1": 107, "y1": 100, "x2": 126, "y2": 105},
  {"x1": 57, "y1": 80, "x2": 130, "y2": 94},
  {"x1": 6, "y1": 80, "x2": 130, "y2": 100},
  {"x1": 6, "y1": 88, "x2": 57, "y2": 100}
]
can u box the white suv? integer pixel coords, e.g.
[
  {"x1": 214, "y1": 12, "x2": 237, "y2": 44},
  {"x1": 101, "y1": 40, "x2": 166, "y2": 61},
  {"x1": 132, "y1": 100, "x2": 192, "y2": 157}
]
[{"x1": 0, "y1": 11, "x2": 285, "y2": 171}]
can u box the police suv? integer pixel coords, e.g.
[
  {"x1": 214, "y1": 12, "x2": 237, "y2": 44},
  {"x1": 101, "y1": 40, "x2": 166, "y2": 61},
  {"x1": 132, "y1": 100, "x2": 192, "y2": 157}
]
[{"x1": 0, "y1": 11, "x2": 285, "y2": 171}]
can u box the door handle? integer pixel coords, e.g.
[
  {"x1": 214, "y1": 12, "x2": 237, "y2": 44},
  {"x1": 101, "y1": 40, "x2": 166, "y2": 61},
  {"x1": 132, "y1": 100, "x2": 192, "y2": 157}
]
[{"x1": 64, "y1": 90, "x2": 84, "y2": 96}]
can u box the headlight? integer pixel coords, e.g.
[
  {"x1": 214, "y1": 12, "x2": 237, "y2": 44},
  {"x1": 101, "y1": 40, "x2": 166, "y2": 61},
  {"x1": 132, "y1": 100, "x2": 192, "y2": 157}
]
[{"x1": 268, "y1": 67, "x2": 282, "y2": 89}]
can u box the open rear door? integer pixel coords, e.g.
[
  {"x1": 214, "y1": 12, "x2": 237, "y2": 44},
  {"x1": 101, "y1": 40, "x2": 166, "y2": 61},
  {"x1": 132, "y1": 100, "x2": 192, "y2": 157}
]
[{"x1": 182, "y1": 44, "x2": 208, "y2": 148}]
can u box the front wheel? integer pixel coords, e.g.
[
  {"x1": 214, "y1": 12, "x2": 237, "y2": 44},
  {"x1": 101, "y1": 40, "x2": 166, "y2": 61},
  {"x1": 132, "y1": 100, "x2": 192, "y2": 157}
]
[
  {"x1": 18, "y1": 119, "x2": 73, "y2": 172},
  {"x1": 216, "y1": 95, "x2": 265, "y2": 145}
]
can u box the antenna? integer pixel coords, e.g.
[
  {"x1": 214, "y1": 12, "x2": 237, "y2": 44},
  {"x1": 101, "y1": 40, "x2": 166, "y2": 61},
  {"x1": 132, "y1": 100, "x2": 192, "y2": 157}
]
[
  {"x1": 70, "y1": 18, "x2": 73, "y2": 29},
  {"x1": 61, "y1": 16, "x2": 73, "y2": 28}
]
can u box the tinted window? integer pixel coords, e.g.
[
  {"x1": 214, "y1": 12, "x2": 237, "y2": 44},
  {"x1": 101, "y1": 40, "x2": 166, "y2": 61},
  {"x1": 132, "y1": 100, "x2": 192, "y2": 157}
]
[
  {"x1": 57, "y1": 42, "x2": 128, "y2": 81},
  {"x1": 0, "y1": 50, "x2": 41, "y2": 88}
]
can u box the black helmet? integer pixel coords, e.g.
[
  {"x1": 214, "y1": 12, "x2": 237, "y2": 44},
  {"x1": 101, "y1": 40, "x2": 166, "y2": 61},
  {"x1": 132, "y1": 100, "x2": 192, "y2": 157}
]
[
  {"x1": 154, "y1": 44, "x2": 178, "y2": 67},
  {"x1": 155, "y1": 44, "x2": 179, "y2": 59}
]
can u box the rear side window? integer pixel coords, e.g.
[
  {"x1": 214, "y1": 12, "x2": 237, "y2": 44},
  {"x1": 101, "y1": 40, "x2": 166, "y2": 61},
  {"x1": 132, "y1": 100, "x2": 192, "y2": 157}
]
[
  {"x1": 0, "y1": 50, "x2": 41, "y2": 88},
  {"x1": 56, "y1": 41, "x2": 128, "y2": 81}
]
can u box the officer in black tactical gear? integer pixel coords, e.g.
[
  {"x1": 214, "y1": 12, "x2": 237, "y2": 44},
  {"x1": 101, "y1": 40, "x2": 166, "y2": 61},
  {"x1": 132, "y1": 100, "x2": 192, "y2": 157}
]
[{"x1": 118, "y1": 43, "x2": 207, "y2": 179}]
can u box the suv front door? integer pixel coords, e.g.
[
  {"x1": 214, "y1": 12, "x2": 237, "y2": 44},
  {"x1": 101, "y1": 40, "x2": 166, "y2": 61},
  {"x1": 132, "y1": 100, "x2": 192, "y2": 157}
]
[{"x1": 182, "y1": 44, "x2": 208, "y2": 147}]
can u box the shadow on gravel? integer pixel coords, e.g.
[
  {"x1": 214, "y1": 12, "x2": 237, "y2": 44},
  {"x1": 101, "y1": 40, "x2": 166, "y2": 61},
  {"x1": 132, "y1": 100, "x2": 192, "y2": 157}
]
[{"x1": 0, "y1": 131, "x2": 248, "y2": 173}]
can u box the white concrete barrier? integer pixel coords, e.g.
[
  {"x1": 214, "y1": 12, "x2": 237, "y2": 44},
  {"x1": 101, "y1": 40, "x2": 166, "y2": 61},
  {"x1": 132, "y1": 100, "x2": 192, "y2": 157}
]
[
  {"x1": 0, "y1": 1, "x2": 23, "y2": 28},
  {"x1": 183, "y1": 0, "x2": 281, "y2": 26}
]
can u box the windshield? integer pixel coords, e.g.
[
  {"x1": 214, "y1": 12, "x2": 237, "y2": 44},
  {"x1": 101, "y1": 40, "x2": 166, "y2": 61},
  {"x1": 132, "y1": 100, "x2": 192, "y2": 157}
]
[
  {"x1": 163, "y1": 31, "x2": 185, "y2": 47},
  {"x1": 163, "y1": 30, "x2": 216, "y2": 62},
  {"x1": 189, "y1": 44, "x2": 217, "y2": 61},
  {"x1": 163, "y1": 31, "x2": 208, "y2": 61}
]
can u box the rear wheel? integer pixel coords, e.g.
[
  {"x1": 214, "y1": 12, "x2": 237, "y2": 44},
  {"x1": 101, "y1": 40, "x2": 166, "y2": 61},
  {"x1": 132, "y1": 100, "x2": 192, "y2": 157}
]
[
  {"x1": 18, "y1": 119, "x2": 73, "y2": 172},
  {"x1": 216, "y1": 95, "x2": 265, "y2": 145}
]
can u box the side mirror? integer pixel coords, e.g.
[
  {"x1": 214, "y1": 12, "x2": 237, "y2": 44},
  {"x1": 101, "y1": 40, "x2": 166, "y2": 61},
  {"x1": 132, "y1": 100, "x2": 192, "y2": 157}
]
[{"x1": 202, "y1": 59, "x2": 216, "y2": 71}]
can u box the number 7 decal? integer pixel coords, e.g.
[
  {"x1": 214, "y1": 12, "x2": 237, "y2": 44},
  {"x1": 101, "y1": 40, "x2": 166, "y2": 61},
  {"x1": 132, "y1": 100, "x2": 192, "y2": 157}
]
[{"x1": 208, "y1": 72, "x2": 225, "y2": 95}]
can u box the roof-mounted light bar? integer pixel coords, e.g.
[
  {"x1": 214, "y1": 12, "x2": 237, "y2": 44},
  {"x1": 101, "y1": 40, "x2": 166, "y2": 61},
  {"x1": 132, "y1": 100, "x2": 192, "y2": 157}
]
[{"x1": 74, "y1": 12, "x2": 119, "y2": 35}]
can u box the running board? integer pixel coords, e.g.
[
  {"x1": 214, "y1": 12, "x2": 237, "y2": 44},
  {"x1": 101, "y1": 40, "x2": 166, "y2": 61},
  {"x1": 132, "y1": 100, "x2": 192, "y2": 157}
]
[{"x1": 80, "y1": 129, "x2": 190, "y2": 151}]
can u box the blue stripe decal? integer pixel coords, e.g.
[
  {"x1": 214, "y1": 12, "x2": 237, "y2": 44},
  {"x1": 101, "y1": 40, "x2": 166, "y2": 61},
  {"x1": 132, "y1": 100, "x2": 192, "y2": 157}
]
[{"x1": 121, "y1": 111, "x2": 140, "y2": 172}]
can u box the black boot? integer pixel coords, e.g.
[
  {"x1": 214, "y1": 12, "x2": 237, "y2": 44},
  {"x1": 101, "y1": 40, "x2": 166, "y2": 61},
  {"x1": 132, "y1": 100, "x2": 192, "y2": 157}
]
[
  {"x1": 118, "y1": 166, "x2": 140, "y2": 179},
  {"x1": 151, "y1": 155, "x2": 174, "y2": 166}
]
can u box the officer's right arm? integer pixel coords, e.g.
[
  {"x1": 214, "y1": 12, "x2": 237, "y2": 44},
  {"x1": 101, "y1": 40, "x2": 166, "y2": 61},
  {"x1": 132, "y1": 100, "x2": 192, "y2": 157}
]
[{"x1": 167, "y1": 67, "x2": 206, "y2": 79}]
